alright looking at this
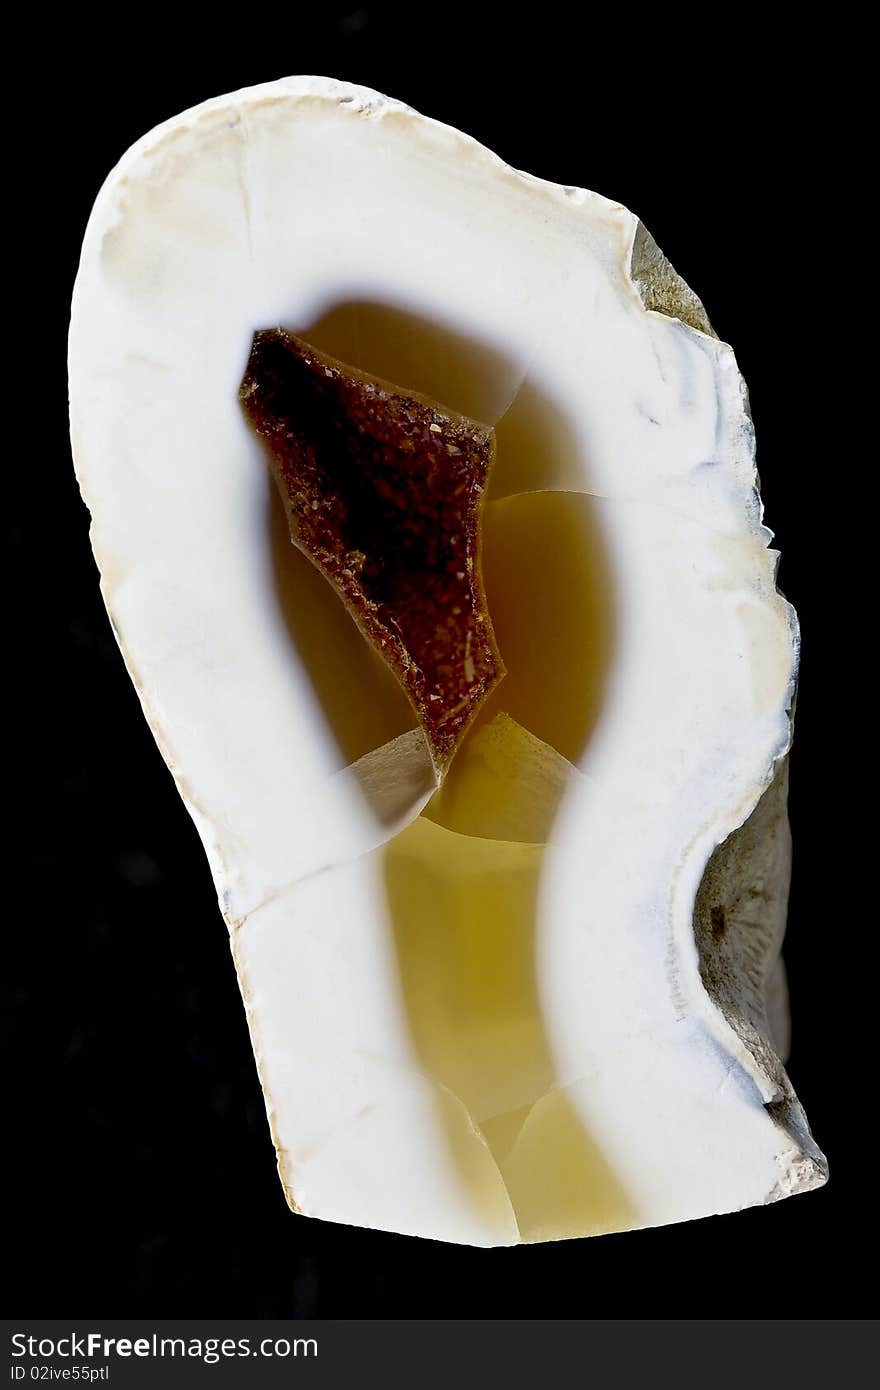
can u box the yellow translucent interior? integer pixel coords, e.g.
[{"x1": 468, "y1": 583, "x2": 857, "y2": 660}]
[{"x1": 271, "y1": 303, "x2": 633, "y2": 1240}]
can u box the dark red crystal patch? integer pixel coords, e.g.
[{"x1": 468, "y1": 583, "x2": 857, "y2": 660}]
[{"x1": 240, "y1": 328, "x2": 505, "y2": 771}]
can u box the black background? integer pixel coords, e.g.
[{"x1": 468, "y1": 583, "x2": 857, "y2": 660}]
[{"x1": 7, "y1": 11, "x2": 866, "y2": 1317}]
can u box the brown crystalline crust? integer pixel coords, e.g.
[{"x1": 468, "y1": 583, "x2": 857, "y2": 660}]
[{"x1": 239, "y1": 329, "x2": 505, "y2": 772}]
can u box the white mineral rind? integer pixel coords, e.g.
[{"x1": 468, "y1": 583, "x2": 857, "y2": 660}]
[{"x1": 69, "y1": 75, "x2": 826, "y2": 1244}]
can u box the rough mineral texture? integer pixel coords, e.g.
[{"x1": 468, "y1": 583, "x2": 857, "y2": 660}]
[{"x1": 240, "y1": 329, "x2": 505, "y2": 770}]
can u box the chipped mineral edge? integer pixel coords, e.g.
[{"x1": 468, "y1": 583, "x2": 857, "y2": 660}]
[{"x1": 68, "y1": 75, "x2": 827, "y2": 1244}]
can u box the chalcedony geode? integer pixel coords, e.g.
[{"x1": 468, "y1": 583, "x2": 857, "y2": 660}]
[{"x1": 69, "y1": 75, "x2": 826, "y2": 1244}]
